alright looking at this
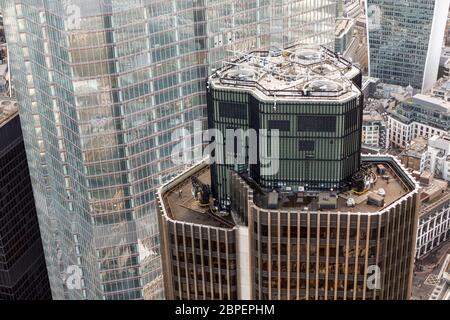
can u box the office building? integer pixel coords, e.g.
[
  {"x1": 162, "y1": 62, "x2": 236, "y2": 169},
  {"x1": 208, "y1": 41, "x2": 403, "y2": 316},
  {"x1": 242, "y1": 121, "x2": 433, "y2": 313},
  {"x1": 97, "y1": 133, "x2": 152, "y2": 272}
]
[
  {"x1": 429, "y1": 254, "x2": 450, "y2": 300},
  {"x1": 343, "y1": 0, "x2": 362, "y2": 19},
  {"x1": 438, "y1": 48, "x2": 450, "y2": 79},
  {"x1": 207, "y1": 46, "x2": 363, "y2": 207},
  {"x1": 399, "y1": 146, "x2": 450, "y2": 260},
  {"x1": 387, "y1": 86, "x2": 450, "y2": 149},
  {"x1": 366, "y1": 0, "x2": 450, "y2": 92},
  {"x1": 400, "y1": 137, "x2": 429, "y2": 173},
  {"x1": 444, "y1": 8, "x2": 450, "y2": 47},
  {"x1": 362, "y1": 109, "x2": 389, "y2": 151},
  {"x1": 1, "y1": 0, "x2": 336, "y2": 299},
  {"x1": 158, "y1": 46, "x2": 421, "y2": 300},
  {"x1": 0, "y1": 98, "x2": 51, "y2": 300},
  {"x1": 361, "y1": 77, "x2": 380, "y2": 102},
  {"x1": 338, "y1": 2, "x2": 368, "y2": 74},
  {"x1": 424, "y1": 135, "x2": 450, "y2": 182},
  {"x1": 336, "y1": 1, "x2": 362, "y2": 19},
  {"x1": 416, "y1": 178, "x2": 450, "y2": 259},
  {"x1": 401, "y1": 134, "x2": 450, "y2": 182}
]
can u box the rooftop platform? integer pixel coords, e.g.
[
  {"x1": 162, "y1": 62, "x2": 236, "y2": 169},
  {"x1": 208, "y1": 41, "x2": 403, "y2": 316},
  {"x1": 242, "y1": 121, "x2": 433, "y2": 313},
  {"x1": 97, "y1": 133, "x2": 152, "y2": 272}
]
[
  {"x1": 402, "y1": 137, "x2": 429, "y2": 158},
  {"x1": 159, "y1": 156, "x2": 418, "y2": 225},
  {"x1": 363, "y1": 109, "x2": 384, "y2": 123},
  {"x1": 252, "y1": 161, "x2": 413, "y2": 213},
  {"x1": 419, "y1": 179, "x2": 450, "y2": 218},
  {"x1": 160, "y1": 165, "x2": 235, "y2": 229},
  {"x1": 209, "y1": 45, "x2": 361, "y2": 102}
]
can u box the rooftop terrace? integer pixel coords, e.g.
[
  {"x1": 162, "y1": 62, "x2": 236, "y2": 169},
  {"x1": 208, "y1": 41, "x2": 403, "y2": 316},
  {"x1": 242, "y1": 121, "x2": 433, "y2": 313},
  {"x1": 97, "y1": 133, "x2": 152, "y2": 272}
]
[
  {"x1": 209, "y1": 45, "x2": 361, "y2": 102},
  {"x1": 160, "y1": 157, "x2": 416, "y2": 227},
  {"x1": 161, "y1": 165, "x2": 235, "y2": 229},
  {"x1": 251, "y1": 161, "x2": 413, "y2": 213}
]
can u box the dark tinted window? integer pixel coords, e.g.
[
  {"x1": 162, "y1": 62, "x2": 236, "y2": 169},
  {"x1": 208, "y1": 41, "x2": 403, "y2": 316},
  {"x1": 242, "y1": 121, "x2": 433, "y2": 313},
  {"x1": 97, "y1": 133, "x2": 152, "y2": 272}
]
[
  {"x1": 345, "y1": 109, "x2": 359, "y2": 130},
  {"x1": 297, "y1": 116, "x2": 336, "y2": 132},
  {"x1": 218, "y1": 102, "x2": 247, "y2": 119},
  {"x1": 268, "y1": 120, "x2": 290, "y2": 131},
  {"x1": 298, "y1": 140, "x2": 315, "y2": 151}
]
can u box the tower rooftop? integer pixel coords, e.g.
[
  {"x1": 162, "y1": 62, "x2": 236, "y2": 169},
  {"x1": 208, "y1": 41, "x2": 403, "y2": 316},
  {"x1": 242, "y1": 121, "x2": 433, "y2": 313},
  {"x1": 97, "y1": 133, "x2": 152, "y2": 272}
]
[
  {"x1": 209, "y1": 45, "x2": 361, "y2": 102},
  {"x1": 158, "y1": 155, "x2": 418, "y2": 229}
]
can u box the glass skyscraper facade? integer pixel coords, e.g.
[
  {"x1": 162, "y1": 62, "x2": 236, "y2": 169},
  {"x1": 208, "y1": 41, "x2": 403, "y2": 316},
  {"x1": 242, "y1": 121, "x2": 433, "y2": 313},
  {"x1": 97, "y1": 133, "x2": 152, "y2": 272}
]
[
  {"x1": 0, "y1": 103, "x2": 51, "y2": 300},
  {"x1": 366, "y1": 0, "x2": 449, "y2": 92},
  {"x1": 1, "y1": 0, "x2": 336, "y2": 300}
]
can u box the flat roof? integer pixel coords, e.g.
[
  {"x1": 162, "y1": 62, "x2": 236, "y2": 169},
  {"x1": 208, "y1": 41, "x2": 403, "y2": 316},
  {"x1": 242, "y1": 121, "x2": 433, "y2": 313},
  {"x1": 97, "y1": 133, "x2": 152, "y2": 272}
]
[
  {"x1": 158, "y1": 155, "x2": 419, "y2": 229},
  {"x1": 161, "y1": 166, "x2": 235, "y2": 229},
  {"x1": 209, "y1": 45, "x2": 361, "y2": 102},
  {"x1": 403, "y1": 137, "x2": 429, "y2": 156},
  {"x1": 420, "y1": 180, "x2": 450, "y2": 217},
  {"x1": 252, "y1": 162, "x2": 413, "y2": 213},
  {"x1": 159, "y1": 157, "x2": 417, "y2": 227},
  {"x1": 363, "y1": 110, "x2": 384, "y2": 122},
  {"x1": 0, "y1": 97, "x2": 18, "y2": 127},
  {"x1": 413, "y1": 94, "x2": 450, "y2": 113}
]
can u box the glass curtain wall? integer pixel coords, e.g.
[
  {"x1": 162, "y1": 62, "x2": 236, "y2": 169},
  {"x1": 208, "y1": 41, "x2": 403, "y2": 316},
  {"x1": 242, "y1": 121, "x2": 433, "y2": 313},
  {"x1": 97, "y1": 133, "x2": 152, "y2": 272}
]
[{"x1": 1, "y1": 0, "x2": 336, "y2": 299}]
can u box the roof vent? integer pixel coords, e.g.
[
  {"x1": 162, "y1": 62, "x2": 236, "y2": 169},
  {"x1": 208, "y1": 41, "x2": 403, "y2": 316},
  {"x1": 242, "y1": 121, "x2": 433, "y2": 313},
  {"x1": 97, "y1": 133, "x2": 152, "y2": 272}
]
[
  {"x1": 227, "y1": 68, "x2": 256, "y2": 81},
  {"x1": 347, "y1": 198, "x2": 356, "y2": 207},
  {"x1": 367, "y1": 192, "x2": 385, "y2": 207},
  {"x1": 377, "y1": 188, "x2": 386, "y2": 197},
  {"x1": 305, "y1": 80, "x2": 343, "y2": 93},
  {"x1": 294, "y1": 49, "x2": 323, "y2": 65},
  {"x1": 269, "y1": 46, "x2": 282, "y2": 57}
]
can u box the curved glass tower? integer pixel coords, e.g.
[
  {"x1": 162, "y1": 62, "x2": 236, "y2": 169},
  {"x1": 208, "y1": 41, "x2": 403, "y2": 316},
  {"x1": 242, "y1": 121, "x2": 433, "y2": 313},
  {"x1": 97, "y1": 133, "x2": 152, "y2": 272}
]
[
  {"x1": 1, "y1": 0, "x2": 336, "y2": 299},
  {"x1": 366, "y1": 0, "x2": 450, "y2": 92}
]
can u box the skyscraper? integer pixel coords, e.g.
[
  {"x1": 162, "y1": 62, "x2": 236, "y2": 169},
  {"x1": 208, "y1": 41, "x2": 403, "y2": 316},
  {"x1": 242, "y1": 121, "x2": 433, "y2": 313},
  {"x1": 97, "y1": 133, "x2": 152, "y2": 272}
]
[
  {"x1": 366, "y1": 0, "x2": 450, "y2": 92},
  {"x1": 208, "y1": 46, "x2": 363, "y2": 207},
  {"x1": 158, "y1": 45, "x2": 420, "y2": 300},
  {"x1": 1, "y1": 0, "x2": 336, "y2": 299},
  {"x1": 0, "y1": 98, "x2": 51, "y2": 300}
]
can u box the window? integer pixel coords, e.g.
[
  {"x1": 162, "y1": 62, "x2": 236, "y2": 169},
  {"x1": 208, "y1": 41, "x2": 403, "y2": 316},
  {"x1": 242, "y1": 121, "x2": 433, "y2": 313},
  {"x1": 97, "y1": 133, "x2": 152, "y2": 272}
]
[
  {"x1": 218, "y1": 101, "x2": 247, "y2": 119},
  {"x1": 297, "y1": 116, "x2": 336, "y2": 132},
  {"x1": 268, "y1": 120, "x2": 290, "y2": 132},
  {"x1": 299, "y1": 140, "x2": 315, "y2": 151},
  {"x1": 345, "y1": 108, "x2": 358, "y2": 130}
]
